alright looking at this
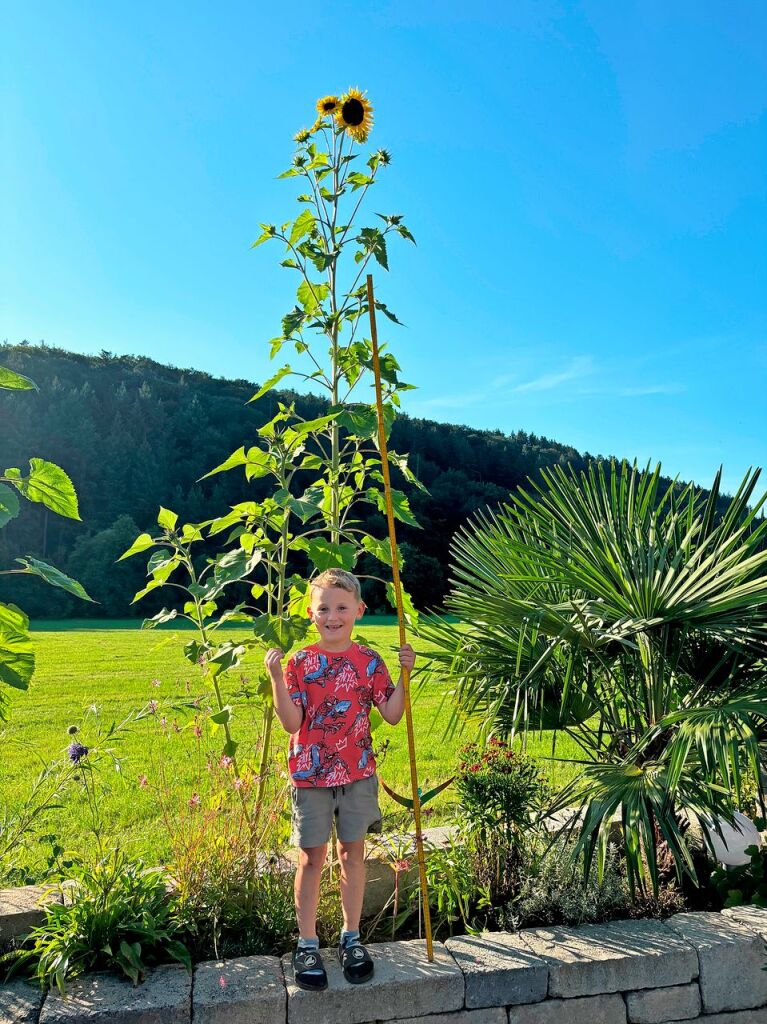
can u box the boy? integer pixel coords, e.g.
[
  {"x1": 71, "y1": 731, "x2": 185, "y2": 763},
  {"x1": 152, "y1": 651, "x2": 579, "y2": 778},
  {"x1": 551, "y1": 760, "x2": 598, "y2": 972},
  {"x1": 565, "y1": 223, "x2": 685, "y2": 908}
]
[{"x1": 264, "y1": 568, "x2": 415, "y2": 991}]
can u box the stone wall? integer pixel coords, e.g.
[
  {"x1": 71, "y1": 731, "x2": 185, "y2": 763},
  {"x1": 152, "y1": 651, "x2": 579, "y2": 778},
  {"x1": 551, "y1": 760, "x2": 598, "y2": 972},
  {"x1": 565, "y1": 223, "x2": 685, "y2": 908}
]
[{"x1": 2, "y1": 906, "x2": 766, "y2": 1024}]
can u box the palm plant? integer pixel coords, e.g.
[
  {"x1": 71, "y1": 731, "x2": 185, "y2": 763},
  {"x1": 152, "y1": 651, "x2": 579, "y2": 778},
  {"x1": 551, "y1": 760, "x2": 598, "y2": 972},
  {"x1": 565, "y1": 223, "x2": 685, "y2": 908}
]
[{"x1": 420, "y1": 461, "x2": 767, "y2": 893}]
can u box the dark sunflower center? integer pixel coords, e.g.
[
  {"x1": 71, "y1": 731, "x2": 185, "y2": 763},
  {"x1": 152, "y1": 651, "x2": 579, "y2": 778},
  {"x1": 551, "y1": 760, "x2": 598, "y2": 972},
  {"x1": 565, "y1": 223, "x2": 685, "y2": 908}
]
[
  {"x1": 322, "y1": 100, "x2": 336, "y2": 112},
  {"x1": 342, "y1": 98, "x2": 365, "y2": 126}
]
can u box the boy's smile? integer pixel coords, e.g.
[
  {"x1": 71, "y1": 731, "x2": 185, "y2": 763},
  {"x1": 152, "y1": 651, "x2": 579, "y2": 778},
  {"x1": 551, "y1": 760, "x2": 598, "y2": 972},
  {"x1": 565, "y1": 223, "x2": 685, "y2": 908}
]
[{"x1": 308, "y1": 585, "x2": 365, "y2": 652}]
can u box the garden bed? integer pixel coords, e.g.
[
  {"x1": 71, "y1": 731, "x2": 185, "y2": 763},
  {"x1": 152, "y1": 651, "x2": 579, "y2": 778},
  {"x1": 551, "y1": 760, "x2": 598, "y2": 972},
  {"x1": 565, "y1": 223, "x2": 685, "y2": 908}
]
[{"x1": 2, "y1": 906, "x2": 766, "y2": 1024}]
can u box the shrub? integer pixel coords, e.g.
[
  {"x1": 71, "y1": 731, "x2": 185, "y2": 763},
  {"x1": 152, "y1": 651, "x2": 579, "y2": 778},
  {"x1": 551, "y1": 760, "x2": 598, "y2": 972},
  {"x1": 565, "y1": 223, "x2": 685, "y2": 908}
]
[
  {"x1": 456, "y1": 740, "x2": 549, "y2": 907},
  {"x1": 710, "y1": 842, "x2": 767, "y2": 909},
  {"x1": 504, "y1": 839, "x2": 686, "y2": 931},
  {"x1": 6, "y1": 850, "x2": 189, "y2": 991}
]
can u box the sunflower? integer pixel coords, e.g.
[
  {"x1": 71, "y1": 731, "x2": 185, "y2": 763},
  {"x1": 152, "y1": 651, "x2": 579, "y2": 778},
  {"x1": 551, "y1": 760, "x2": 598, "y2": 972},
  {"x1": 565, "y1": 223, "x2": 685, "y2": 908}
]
[
  {"x1": 316, "y1": 95, "x2": 340, "y2": 118},
  {"x1": 335, "y1": 88, "x2": 374, "y2": 143},
  {"x1": 293, "y1": 127, "x2": 312, "y2": 144}
]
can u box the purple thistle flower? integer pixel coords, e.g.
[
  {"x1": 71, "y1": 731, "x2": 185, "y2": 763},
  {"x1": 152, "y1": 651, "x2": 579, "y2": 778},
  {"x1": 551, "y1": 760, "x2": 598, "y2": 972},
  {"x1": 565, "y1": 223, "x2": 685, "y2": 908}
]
[{"x1": 68, "y1": 742, "x2": 89, "y2": 764}]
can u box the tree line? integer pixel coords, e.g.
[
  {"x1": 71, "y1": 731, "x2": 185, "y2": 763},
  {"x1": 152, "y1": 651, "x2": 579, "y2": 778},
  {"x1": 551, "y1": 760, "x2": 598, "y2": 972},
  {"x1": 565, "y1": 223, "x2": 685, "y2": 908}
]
[{"x1": 0, "y1": 341, "x2": 705, "y2": 619}]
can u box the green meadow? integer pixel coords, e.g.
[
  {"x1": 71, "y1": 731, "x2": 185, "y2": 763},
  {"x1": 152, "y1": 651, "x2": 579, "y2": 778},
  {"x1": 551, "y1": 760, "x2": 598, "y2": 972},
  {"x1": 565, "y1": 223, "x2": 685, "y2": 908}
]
[{"x1": 2, "y1": 621, "x2": 581, "y2": 870}]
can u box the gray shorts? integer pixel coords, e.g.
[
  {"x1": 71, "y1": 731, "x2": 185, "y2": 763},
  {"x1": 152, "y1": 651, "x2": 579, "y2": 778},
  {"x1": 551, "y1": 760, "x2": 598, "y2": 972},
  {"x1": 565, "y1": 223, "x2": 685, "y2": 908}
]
[{"x1": 290, "y1": 775, "x2": 382, "y2": 847}]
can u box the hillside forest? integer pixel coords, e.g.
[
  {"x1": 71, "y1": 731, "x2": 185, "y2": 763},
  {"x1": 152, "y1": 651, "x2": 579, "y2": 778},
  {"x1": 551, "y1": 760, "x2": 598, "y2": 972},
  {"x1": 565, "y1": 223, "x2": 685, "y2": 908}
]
[{"x1": 0, "y1": 341, "x2": 699, "y2": 619}]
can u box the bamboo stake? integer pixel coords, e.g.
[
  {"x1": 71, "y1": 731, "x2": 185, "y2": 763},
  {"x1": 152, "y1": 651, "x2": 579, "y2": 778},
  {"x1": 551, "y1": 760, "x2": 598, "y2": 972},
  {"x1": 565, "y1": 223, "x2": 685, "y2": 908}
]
[{"x1": 365, "y1": 273, "x2": 434, "y2": 961}]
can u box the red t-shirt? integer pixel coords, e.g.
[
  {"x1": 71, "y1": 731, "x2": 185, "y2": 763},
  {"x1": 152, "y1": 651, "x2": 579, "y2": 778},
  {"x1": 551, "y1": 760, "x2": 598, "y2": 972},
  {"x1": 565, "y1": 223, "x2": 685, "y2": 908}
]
[{"x1": 284, "y1": 642, "x2": 395, "y2": 788}]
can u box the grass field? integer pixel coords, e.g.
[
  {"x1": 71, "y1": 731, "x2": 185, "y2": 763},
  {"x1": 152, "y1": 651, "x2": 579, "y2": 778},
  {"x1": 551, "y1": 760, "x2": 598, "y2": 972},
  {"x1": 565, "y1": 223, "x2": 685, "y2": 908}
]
[{"x1": 2, "y1": 621, "x2": 581, "y2": 871}]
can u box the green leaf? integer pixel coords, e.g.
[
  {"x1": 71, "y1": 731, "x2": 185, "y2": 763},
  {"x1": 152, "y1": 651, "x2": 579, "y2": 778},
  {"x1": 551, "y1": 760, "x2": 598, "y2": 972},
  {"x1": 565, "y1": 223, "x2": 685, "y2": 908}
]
[
  {"x1": 200, "y1": 447, "x2": 249, "y2": 480},
  {"x1": 248, "y1": 365, "x2": 293, "y2": 404},
  {"x1": 0, "y1": 603, "x2": 34, "y2": 692},
  {"x1": 15, "y1": 557, "x2": 95, "y2": 601},
  {"x1": 292, "y1": 537, "x2": 357, "y2": 572},
  {"x1": 297, "y1": 279, "x2": 329, "y2": 313},
  {"x1": 289, "y1": 209, "x2": 316, "y2": 245},
  {"x1": 147, "y1": 551, "x2": 179, "y2": 584},
  {"x1": 157, "y1": 507, "x2": 178, "y2": 531},
  {"x1": 361, "y1": 535, "x2": 396, "y2": 568},
  {"x1": 389, "y1": 450, "x2": 428, "y2": 492},
  {"x1": 0, "y1": 366, "x2": 37, "y2": 391},
  {"x1": 131, "y1": 577, "x2": 166, "y2": 604},
  {"x1": 252, "y1": 613, "x2": 311, "y2": 651},
  {"x1": 0, "y1": 483, "x2": 20, "y2": 527},
  {"x1": 375, "y1": 300, "x2": 404, "y2": 325},
  {"x1": 142, "y1": 608, "x2": 178, "y2": 629},
  {"x1": 373, "y1": 488, "x2": 421, "y2": 528},
  {"x1": 385, "y1": 582, "x2": 419, "y2": 628},
  {"x1": 337, "y1": 405, "x2": 379, "y2": 440},
  {"x1": 356, "y1": 227, "x2": 388, "y2": 270},
  {"x1": 281, "y1": 308, "x2": 306, "y2": 337},
  {"x1": 4, "y1": 458, "x2": 80, "y2": 520},
  {"x1": 209, "y1": 705, "x2": 232, "y2": 725},
  {"x1": 118, "y1": 533, "x2": 155, "y2": 561},
  {"x1": 251, "y1": 223, "x2": 276, "y2": 247}
]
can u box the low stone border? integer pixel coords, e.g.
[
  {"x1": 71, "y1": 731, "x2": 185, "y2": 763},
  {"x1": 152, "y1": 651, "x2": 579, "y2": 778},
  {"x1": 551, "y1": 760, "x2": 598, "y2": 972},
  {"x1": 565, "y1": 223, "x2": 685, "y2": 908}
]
[
  {"x1": 0, "y1": 827, "x2": 459, "y2": 949},
  {"x1": 2, "y1": 907, "x2": 766, "y2": 1024}
]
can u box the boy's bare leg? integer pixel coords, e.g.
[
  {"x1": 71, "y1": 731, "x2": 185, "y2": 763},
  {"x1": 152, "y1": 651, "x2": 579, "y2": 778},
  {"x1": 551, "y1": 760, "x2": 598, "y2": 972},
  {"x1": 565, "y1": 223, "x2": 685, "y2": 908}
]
[
  {"x1": 336, "y1": 838, "x2": 366, "y2": 932},
  {"x1": 295, "y1": 844, "x2": 327, "y2": 937}
]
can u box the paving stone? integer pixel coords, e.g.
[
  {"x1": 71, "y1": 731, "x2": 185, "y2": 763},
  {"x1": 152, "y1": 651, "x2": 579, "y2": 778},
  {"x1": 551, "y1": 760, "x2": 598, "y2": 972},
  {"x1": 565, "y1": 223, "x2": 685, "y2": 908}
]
[
  {"x1": 507, "y1": 992, "x2": 627, "y2": 1024},
  {"x1": 685, "y1": 1013, "x2": 767, "y2": 1023},
  {"x1": 625, "y1": 982, "x2": 701, "y2": 1023},
  {"x1": 665, "y1": 911, "x2": 767, "y2": 1014},
  {"x1": 193, "y1": 955, "x2": 285, "y2": 1024},
  {"x1": 0, "y1": 979, "x2": 45, "y2": 1024},
  {"x1": 0, "y1": 888, "x2": 59, "y2": 944},
  {"x1": 283, "y1": 939, "x2": 463, "y2": 1024},
  {"x1": 723, "y1": 905, "x2": 767, "y2": 940},
  {"x1": 381, "y1": 1011, "x2": 505, "y2": 1024},
  {"x1": 520, "y1": 918, "x2": 697, "y2": 999},
  {"x1": 39, "y1": 964, "x2": 191, "y2": 1023},
  {"x1": 445, "y1": 932, "x2": 548, "y2": 1008}
]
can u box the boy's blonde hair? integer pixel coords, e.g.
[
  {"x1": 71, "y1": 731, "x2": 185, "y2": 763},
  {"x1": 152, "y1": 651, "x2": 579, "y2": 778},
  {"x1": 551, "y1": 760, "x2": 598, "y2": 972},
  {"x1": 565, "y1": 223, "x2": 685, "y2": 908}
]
[{"x1": 310, "y1": 569, "x2": 362, "y2": 602}]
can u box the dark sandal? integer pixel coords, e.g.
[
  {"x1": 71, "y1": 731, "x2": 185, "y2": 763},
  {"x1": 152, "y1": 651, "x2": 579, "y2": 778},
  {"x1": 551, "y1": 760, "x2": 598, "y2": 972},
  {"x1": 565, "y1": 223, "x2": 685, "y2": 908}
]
[
  {"x1": 293, "y1": 948, "x2": 328, "y2": 991},
  {"x1": 338, "y1": 941, "x2": 374, "y2": 984}
]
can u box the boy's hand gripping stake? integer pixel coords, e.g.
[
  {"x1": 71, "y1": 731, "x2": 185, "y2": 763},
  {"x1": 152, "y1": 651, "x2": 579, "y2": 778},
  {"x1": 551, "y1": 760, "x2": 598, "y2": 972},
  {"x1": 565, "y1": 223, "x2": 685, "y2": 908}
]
[{"x1": 366, "y1": 273, "x2": 434, "y2": 961}]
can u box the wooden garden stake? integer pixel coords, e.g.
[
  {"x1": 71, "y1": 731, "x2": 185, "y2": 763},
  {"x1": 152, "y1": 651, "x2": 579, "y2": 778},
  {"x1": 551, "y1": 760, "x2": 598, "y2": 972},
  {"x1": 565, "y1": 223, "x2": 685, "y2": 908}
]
[{"x1": 366, "y1": 273, "x2": 434, "y2": 961}]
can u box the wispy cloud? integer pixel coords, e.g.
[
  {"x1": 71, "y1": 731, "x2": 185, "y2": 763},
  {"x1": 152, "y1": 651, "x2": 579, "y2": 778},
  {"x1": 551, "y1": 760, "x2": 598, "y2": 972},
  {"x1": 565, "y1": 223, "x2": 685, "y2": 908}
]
[
  {"x1": 513, "y1": 356, "x2": 594, "y2": 393},
  {"x1": 618, "y1": 384, "x2": 686, "y2": 397}
]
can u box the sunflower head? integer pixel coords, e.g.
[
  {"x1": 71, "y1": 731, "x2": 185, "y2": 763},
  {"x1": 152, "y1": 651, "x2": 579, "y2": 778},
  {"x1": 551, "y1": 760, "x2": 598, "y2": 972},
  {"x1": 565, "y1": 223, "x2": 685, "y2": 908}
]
[
  {"x1": 294, "y1": 127, "x2": 313, "y2": 144},
  {"x1": 335, "y1": 88, "x2": 374, "y2": 144},
  {"x1": 316, "y1": 95, "x2": 340, "y2": 118}
]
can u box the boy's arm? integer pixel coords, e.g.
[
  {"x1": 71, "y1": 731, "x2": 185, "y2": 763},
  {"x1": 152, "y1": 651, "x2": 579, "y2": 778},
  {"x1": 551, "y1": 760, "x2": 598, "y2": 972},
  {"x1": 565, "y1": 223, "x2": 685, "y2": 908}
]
[
  {"x1": 378, "y1": 644, "x2": 416, "y2": 725},
  {"x1": 264, "y1": 648, "x2": 304, "y2": 734}
]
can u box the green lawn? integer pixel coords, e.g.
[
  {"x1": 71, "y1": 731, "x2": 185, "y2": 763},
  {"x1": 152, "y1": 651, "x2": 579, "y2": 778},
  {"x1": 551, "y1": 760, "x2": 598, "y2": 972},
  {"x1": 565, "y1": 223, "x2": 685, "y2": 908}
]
[{"x1": 2, "y1": 622, "x2": 582, "y2": 872}]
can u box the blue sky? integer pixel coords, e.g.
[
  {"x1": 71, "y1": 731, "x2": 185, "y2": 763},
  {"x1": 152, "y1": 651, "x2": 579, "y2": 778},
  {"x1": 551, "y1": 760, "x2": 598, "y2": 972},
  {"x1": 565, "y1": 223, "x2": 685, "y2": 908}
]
[{"x1": 3, "y1": 1, "x2": 765, "y2": 495}]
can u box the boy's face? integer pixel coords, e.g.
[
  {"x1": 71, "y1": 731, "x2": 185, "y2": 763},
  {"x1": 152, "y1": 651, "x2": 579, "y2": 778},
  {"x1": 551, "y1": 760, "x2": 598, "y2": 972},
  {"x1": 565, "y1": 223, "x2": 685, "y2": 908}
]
[{"x1": 307, "y1": 585, "x2": 365, "y2": 651}]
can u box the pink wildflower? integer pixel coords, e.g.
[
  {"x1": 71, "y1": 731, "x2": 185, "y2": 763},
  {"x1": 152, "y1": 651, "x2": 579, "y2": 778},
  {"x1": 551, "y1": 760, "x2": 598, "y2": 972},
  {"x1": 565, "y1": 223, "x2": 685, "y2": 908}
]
[
  {"x1": 148, "y1": 699, "x2": 158, "y2": 714},
  {"x1": 219, "y1": 755, "x2": 234, "y2": 770},
  {"x1": 218, "y1": 976, "x2": 227, "y2": 989},
  {"x1": 188, "y1": 793, "x2": 201, "y2": 809},
  {"x1": 137, "y1": 774, "x2": 148, "y2": 789},
  {"x1": 193, "y1": 724, "x2": 203, "y2": 739},
  {"x1": 393, "y1": 859, "x2": 411, "y2": 873},
  {"x1": 151, "y1": 678, "x2": 161, "y2": 688}
]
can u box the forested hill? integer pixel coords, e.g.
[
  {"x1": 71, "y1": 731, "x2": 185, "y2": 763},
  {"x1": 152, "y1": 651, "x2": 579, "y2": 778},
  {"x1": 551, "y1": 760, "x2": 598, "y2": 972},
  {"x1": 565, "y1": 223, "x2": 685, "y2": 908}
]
[{"x1": 1, "y1": 342, "x2": 595, "y2": 617}]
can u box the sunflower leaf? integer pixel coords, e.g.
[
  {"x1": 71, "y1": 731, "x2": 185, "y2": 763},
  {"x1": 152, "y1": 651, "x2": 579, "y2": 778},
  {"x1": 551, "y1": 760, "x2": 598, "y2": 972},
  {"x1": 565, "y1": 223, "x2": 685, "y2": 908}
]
[
  {"x1": 356, "y1": 227, "x2": 388, "y2": 271},
  {"x1": 289, "y1": 209, "x2": 316, "y2": 246},
  {"x1": 0, "y1": 366, "x2": 37, "y2": 391}
]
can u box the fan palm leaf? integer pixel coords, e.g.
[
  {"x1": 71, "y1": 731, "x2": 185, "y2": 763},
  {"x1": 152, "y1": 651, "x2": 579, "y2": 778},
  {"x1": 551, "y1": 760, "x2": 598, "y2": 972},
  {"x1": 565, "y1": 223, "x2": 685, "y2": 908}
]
[{"x1": 419, "y1": 461, "x2": 767, "y2": 888}]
